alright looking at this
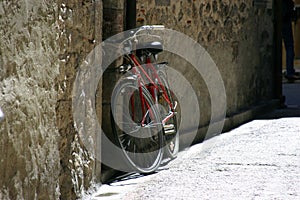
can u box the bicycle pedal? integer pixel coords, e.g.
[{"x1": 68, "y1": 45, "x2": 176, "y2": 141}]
[
  {"x1": 164, "y1": 124, "x2": 174, "y2": 129},
  {"x1": 163, "y1": 124, "x2": 176, "y2": 135},
  {"x1": 164, "y1": 129, "x2": 176, "y2": 135}
]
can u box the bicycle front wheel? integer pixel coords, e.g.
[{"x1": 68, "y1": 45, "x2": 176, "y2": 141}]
[{"x1": 111, "y1": 80, "x2": 164, "y2": 173}]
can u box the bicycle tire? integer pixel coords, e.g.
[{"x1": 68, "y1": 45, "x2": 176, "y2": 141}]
[
  {"x1": 111, "y1": 80, "x2": 164, "y2": 173},
  {"x1": 157, "y1": 71, "x2": 180, "y2": 158}
]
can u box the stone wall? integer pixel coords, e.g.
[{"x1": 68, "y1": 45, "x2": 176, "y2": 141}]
[
  {"x1": 57, "y1": 0, "x2": 102, "y2": 199},
  {"x1": 0, "y1": 1, "x2": 61, "y2": 199},
  {"x1": 136, "y1": 0, "x2": 274, "y2": 134},
  {"x1": 0, "y1": 0, "x2": 276, "y2": 198},
  {"x1": 101, "y1": 0, "x2": 125, "y2": 181},
  {"x1": 0, "y1": 0, "x2": 102, "y2": 199}
]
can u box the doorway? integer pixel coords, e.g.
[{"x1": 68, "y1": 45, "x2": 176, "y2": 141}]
[{"x1": 281, "y1": 1, "x2": 300, "y2": 108}]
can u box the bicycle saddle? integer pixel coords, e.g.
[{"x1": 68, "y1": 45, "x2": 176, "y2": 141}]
[{"x1": 137, "y1": 41, "x2": 163, "y2": 55}]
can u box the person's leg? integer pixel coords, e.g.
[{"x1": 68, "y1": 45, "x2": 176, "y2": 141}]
[{"x1": 282, "y1": 21, "x2": 296, "y2": 77}]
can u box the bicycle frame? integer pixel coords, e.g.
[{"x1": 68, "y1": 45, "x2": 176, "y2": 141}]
[
  {"x1": 110, "y1": 26, "x2": 179, "y2": 172},
  {"x1": 128, "y1": 53, "x2": 175, "y2": 126}
]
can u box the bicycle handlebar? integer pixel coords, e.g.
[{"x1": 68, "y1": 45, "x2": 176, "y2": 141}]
[
  {"x1": 105, "y1": 25, "x2": 164, "y2": 44},
  {"x1": 132, "y1": 25, "x2": 165, "y2": 37},
  {"x1": 139, "y1": 25, "x2": 165, "y2": 31},
  {"x1": 105, "y1": 25, "x2": 165, "y2": 54}
]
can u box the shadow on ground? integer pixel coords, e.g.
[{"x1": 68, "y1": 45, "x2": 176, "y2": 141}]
[{"x1": 259, "y1": 81, "x2": 300, "y2": 119}]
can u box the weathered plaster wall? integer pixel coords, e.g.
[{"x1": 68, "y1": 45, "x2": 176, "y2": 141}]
[
  {"x1": 0, "y1": 1, "x2": 61, "y2": 199},
  {"x1": 136, "y1": 0, "x2": 274, "y2": 130},
  {"x1": 0, "y1": 0, "x2": 102, "y2": 199},
  {"x1": 57, "y1": 0, "x2": 102, "y2": 199}
]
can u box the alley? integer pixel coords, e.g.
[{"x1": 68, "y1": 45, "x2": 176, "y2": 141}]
[
  {"x1": 85, "y1": 79, "x2": 300, "y2": 200},
  {"x1": 1, "y1": 1, "x2": 299, "y2": 199},
  {"x1": 87, "y1": 117, "x2": 300, "y2": 200}
]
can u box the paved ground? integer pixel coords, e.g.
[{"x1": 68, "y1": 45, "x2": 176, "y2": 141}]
[
  {"x1": 87, "y1": 118, "x2": 300, "y2": 200},
  {"x1": 85, "y1": 82, "x2": 300, "y2": 200}
]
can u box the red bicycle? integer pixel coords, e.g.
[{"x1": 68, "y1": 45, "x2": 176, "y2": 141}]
[{"x1": 110, "y1": 25, "x2": 179, "y2": 173}]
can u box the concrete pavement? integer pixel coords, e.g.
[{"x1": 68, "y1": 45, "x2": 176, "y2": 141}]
[
  {"x1": 87, "y1": 117, "x2": 300, "y2": 200},
  {"x1": 86, "y1": 82, "x2": 300, "y2": 200}
]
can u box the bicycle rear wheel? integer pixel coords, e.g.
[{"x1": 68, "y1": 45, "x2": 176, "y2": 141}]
[
  {"x1": 157, "y1": 71, "x2": 180, "y2": 158},
  {"x1": 111, "y1": 80, "x2": 164, "y2": 173}
]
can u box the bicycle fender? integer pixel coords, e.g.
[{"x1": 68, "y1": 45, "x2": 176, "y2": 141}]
[{"x1": 123, "y1": 75, "x2": 138, "y2": 82}]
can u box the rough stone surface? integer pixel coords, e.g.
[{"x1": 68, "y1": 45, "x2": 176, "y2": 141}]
[
  {"x1": 0, "y1": 0, "x2": 279, "y2": 198},
  {"x1": 0, "y1": 0, "x2": 102, "y2": 199},
  {"x1": 0, "y1": 1, "x2": 60, "y2": 199},
  {"x1": 101, "y1": 0, "x2": 125, "y2": 179},
  {"x1": 136, "y1": 0, "x2": 275, "y2": 131},
  {"x1": 56, "y1": 0, "x2": 102, "y2": 199}
]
